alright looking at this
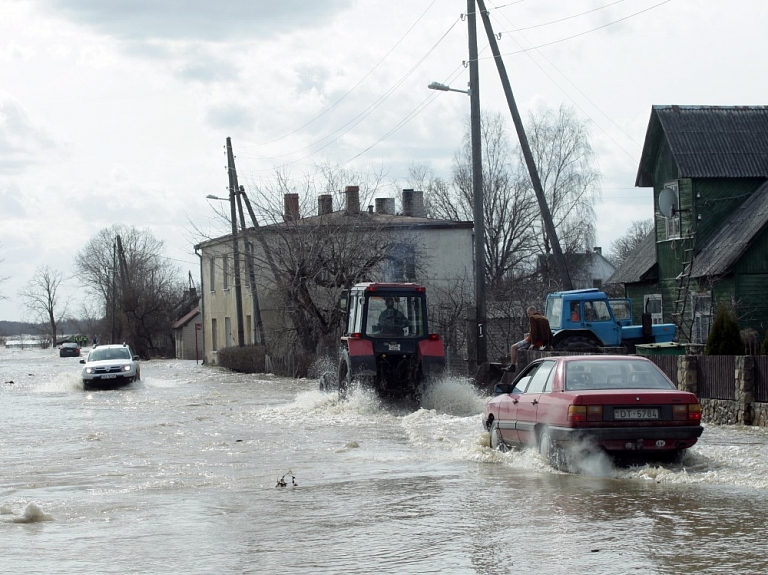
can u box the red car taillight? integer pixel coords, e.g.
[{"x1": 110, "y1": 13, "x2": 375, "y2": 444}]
[
  {"x1": 568, "y1": 405, "x2": 586, "y2": 423},
  {"x1": 673, "y1": 403, "x2": 701, "y2": 421},
  {"x1": 568, "y1": 405, "x2": 602, "y2": 423}
]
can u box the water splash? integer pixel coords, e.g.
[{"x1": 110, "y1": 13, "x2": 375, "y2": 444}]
[{"x1": 12, "y1": 502, "x2": 54, "y2": 523}]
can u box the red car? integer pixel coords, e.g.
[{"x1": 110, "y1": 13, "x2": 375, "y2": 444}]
[{"x1": 484, "y1": 355, "x2": 703, "y2": 469}]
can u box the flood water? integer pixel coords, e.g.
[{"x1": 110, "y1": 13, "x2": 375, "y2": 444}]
[{"x1": 2, "y1": 347, "x2": 768, "y2": 574}]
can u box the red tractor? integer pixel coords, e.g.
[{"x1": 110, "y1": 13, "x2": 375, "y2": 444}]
[{"x1": 322, "y1": 282, "x2": 446, "y2": 401}]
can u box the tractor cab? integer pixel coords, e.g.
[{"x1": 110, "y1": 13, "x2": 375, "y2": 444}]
[{"x1": 343, "y1": 283, "x2": 429, "y2": 340}]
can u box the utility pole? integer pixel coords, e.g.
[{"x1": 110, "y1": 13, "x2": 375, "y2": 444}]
[
  {"x1": 476, "y1": 0, "x2": 573, "y2": 290},
  {"x1": 236, "y1": 185, "x2": 266, "y2": 346},
  {"x1": 226, "y1": 137, "x2": 245, "y2": 347},
  {"x1": 469, "y1": 0, "x2": 487, "y2": 367},
  {"x1": 111, "y1": 241, "x2": 117, "y2": 344}
]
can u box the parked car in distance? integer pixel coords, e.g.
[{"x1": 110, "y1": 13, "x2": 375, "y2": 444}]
[
  {"x1": 59, "y1": 342, "x2": 81, "y2": 357},
  {"x1": 80, "y1": 343, "x2": 141, "y2": 390},
  {"x1": 484, "y1": 355, "x2": 703, "y2": 470}
]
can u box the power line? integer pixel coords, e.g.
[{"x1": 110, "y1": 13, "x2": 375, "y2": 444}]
[{"x1": 240, "y1": 0, "x2": 443, "y2": 150}]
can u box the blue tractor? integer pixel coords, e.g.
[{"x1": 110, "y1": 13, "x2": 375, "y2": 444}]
[{"x1": 545, "y1": 289, "x2": 676, "y2": 352}]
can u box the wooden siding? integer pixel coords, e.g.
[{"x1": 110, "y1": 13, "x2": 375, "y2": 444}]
[
  {"x1": 647, "y1": 355, "x2": 678, "y2": 387},
  {"x1": 735, "y1": 226, "x2": 768, "y2": 274},
  {"x1": 755, "y1": 356, "x2": 768, "y2": 403},
  {"x1": 735, "y1": 273, "x2": 768, "y2": 336},
  {"x1": 696, "y1": 355, "x2": 736, "y2": 400},
  {"x1": 692, "y1": 179, "x2": 760, "y2": 247}
]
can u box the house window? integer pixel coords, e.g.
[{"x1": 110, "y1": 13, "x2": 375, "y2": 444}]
[
  {"x1": 665, "y1": 216, "x2": 681, "y2": 240},
  {"x1": 392, "y1": 244, "x2": 416, "y2": 281},
  {"x1": 223, "y1": 255, "x2": 230, "y2": 290},
  {"x1": 643, "y1": 294, "x2": 664, "y2": 324},
  {"x1": 211, "y1": 318, "x2": 218, "y2": 351},
  {"x1": 209, "y1": 257, "x2": 216, "y2": 292},
  {"x1": 691, "y1": 292, "x2": 712, "y2": 344}
]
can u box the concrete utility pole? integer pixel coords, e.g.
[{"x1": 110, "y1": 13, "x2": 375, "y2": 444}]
[
  {"x1": 475, "y1": 0, "x2": 573, "y2": 290},
  {"x1": 236, "y1": 185, "x2": 266, "y2": 346},
  {"x1": 468, "y1": 0, "x2": 487, "y2": 367},
  {"x1": 225, "y1": 137, "x2": 245, "y2": 347}
]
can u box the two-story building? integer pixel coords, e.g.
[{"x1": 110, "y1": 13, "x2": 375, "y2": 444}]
[
  {"x1": 196, "y1": 186, "x2": 475, "y2": 364},
  {"x1": 610, "y1": 105, "x2": 768, "y2": 343}
]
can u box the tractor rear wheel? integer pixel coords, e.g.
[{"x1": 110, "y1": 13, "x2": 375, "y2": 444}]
[{"x1": 338, "y1": 362, "x2": 351, "y2": 400}]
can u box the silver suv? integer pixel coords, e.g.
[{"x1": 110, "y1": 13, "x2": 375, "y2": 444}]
[{"x1": 80, "y1": 344, "x2": 141, "y2": 390}]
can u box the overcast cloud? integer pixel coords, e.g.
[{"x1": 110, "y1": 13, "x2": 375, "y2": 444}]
[{"x1": 2, "y1": 0, "x2": 768, "y2": 322}]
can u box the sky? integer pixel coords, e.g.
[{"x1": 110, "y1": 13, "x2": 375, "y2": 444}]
[{"x1": 1, "y1": 0, "x2": 767, "y2": 322}]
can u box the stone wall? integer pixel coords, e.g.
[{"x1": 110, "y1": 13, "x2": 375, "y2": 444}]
[{"x1": 674, "y1": 354, "x2": 759, "y2": 426}]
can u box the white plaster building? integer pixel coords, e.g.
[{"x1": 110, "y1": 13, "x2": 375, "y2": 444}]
[{"x1": 195, "y1": 187, "x2": 475, "y2": 365}]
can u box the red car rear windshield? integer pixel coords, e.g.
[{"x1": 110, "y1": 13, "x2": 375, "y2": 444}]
[{"x1": 564, "y1": 360, "x2": 674, "y2": 391}]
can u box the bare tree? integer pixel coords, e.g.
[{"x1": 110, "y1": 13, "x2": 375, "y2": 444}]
[
  {"x1": 73, "y1": 224, "x2": 183, "y2": 356},
  {"x1": 244, "y1": 194, "x2": 422, "y2": 355},
  {"x1": 525, "y1": 105, "x2": 601, "y2": 261},
  {"x1": 609, "y1": 219, "x2": 654, "y2": 267},
  {"x1": 426, "y1": 112, "x2": 540, "y2": 291},
  {"x1": 19, "y1": 265, "x2": 68, "y2": 344},
  {"x1": 421, "y1": 107, "x2": 599, "y2": 294}
]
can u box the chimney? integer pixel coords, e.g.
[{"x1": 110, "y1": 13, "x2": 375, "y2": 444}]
[
  {"x1": 283, "y1": 193, "x2": 299, "y2": 221},
  {"x1": 367, "y1": 205, "x2": 373, "y2": 213},
  {"x1": 344, "y1": 185, "x2": 360, "y2": 215},
  {"x1": 375, "y1": 198, "x2": 396, "y2": 215},
  {"x1": 318, "y1": 194, "x2": 333, "y2": 216},
  {"x1": 593, "y1": 247, "x2": 602, "y2": 256},
  {"x1": 402, "y1": 189, "x2": 425, "y2": 217}
]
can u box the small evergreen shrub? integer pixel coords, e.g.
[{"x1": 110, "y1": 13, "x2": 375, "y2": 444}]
[{"x1": 704, "y1": 304, "x2": 744, "y2": 355}]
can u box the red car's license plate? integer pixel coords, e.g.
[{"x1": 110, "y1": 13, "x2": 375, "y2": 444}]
[{"x1": 614, "y1": 408, "x2": 658, "y2": 419}]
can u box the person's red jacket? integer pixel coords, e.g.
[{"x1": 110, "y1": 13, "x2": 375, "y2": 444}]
[{"x1": 528, "y1": 313, "x2": 552, "y2": 347}]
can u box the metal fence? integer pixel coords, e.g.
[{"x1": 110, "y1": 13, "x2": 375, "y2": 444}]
[{"x1": 697, "y1": 355, "x2": 736, "y2": 400}]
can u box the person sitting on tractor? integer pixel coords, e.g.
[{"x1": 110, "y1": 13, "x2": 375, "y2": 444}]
[
  {"x1": 505, "y1": 306, "x2": 552, "y2": 372},
  {"x1": 570, "y1": 301, "x2": 580, "y2": 322},
  {"x1": 378, "y1": 297, "x2": 408, "y2": 334}
]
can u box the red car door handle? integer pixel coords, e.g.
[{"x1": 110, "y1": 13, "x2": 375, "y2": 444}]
[
  {"x1": 531, "y1": 399, "x2": 538, "y2": 405},
  {"x1": 512, "y1": 399, "x2": 519, "y2": 404}
]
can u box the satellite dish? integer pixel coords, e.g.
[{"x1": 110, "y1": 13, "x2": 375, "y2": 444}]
[{"x1": 658, "y1": 186, "x2": 679, "y2": 218}]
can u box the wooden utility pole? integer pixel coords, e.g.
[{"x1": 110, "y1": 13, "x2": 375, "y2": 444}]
[
  {"x1": 475, "y1": 0, "x2": 573, "y2": 290},
  {"x1": 226, "y1": 137, "x2": 245, "y2": 347}
]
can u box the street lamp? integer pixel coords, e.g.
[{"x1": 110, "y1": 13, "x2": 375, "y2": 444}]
[{"x1": 428, "y1": 81, "x2": 471, "y2": 96}]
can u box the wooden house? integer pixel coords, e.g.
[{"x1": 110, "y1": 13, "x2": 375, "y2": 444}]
[{"x1": 610, "y1": 105, "x2": 768, "y2": 343}]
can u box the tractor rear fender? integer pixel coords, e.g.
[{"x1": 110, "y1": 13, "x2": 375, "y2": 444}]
[
  {"x1": 418, "y1": 335, "x2": 445, "y2": 358},
  {"x1": 551, "y1": 329, "x2": 604, "y2": 347},
  {"x1": 418, "y1": 336, "x2": 446, "y2": 378},
  {"x1": 343, "y1": 339, "x2": 376, "y2": 378}
]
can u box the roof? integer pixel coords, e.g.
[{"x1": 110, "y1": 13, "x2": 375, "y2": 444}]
[
  {"x1": 198, "y1": 210, "x2": 473, "y2": 249},
  {"x1": 690, "y1": 180, "x2": 768, "y2": 277},
  {"x1": 606, "y1": 231, "x2": 657, "y2": 284},
  {"x1": 173, "y1": 306, "x2": 200, "y2": 330},
  {"x1": 636, "y1": 106, "x2": 768, "y2": 187}
]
